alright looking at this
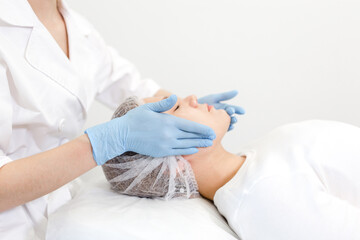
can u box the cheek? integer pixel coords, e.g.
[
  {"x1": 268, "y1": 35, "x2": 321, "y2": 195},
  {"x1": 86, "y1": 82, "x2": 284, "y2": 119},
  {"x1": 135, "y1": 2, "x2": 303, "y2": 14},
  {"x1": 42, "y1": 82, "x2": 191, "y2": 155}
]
[
  {"x1": 217, "y1": 109, "x2": 231, "y2": 134},
  {"x1": 182, "y1": 110, "x2": 230, "y2": 161},
  {"x1": 175, "y1": 109, "x2": 230, "y2": 140},
  {"x1": 204, "y1": 109, "x2": 230, "y2": 134},
  {"x1": 173, "y1": 110, "x2": 206, "y2": 125}
]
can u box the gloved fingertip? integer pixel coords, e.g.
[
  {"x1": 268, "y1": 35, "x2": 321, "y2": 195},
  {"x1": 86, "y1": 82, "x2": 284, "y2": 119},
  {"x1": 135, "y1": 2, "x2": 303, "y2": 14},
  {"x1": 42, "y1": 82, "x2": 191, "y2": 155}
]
[
  {"x1": 204, "y1": 139, "x2": 213, "y2": 147},
  {"x1": 208, "y1": 133, "x2": 216, "y2": 140},
  {"x1": 179, "y1": 148, "x2": 199, "y2": 156},
  {"x1": 231, "y1": 116, "x2": 238, "y2": 124},
  {"x1": 230, "y1": 89, "x2": 239, "y2": 95},
  {"x1": 147, "y1": 94, "x2": 177, "y2": 112},
  {"x1": 203, "y1": 127, "x2": 216, "y2": 140},
  {"x1": 165, "y1": 94, "x2": 177, "y2": 105},
  {"x1": 238, "y1": 107, "x2": 246, "y2": 115},
  {"x1": 190, "y1": 148, "x2": 199, "y2": 155},
  {"x1": 228, "y1": 125, "x2": 235, "y2": 131},
  {"x1": 226, "y1": 107, "x2": 235, "y2": 115},
  {"x1": 168, "y1": 94, "x2": 177, "y2": 101},
  {"x1": 221, "y1": 90, "x2": 239, "y2": 100}
]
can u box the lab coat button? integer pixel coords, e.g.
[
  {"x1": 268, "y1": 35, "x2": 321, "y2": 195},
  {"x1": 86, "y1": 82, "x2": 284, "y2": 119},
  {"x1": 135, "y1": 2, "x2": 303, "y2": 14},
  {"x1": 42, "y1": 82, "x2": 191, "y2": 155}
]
[{"x1": 58, "y1": 119, "x2": 66, "y2": 132}]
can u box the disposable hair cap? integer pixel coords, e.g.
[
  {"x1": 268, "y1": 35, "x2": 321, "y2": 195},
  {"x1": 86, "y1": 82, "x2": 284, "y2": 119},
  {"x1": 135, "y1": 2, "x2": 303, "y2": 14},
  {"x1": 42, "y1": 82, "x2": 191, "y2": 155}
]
[{"x1": 102, "y1": 96, "x2": 200, "y2": 200}]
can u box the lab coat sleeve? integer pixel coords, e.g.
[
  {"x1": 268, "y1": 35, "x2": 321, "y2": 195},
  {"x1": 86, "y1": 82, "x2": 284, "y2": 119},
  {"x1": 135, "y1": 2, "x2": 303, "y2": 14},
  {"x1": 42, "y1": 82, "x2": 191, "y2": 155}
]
[
  {"x1": 68, "y1": 10, "x2": 161, "y2": 110},
  {"x1": 84, "y1": 25, "x2": 161, "y2": 110},
  {"x1": 236, "y1": 174, "x2": 360, "y2": 240},
  {"x1": 0, "y1": 59, "x2": 14, "y2": 168},
  {"x1": 95, "y1": 46, "x2": 160, "y2": 110}
]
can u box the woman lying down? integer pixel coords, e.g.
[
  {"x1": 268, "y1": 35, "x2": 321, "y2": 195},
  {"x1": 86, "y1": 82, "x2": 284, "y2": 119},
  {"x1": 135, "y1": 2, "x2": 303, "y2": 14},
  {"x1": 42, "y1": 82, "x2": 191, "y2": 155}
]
[{"x1": 102, "y1": 95, "x2": 360, "y2": 240}]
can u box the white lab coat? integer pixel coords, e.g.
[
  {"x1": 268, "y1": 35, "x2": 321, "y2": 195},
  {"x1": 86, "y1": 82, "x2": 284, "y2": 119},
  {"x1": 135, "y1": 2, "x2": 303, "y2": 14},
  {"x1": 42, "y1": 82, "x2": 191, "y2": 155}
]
[{"x1": 0, "y1": 0, "x2": 160, "y2": 239}]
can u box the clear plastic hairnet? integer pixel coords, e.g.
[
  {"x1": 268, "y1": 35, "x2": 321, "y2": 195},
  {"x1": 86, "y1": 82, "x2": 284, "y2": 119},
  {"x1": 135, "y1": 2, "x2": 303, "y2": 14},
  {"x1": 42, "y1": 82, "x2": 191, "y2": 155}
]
[{"x1": 102, "y1": 97, "x2": 200, "y2": 200}]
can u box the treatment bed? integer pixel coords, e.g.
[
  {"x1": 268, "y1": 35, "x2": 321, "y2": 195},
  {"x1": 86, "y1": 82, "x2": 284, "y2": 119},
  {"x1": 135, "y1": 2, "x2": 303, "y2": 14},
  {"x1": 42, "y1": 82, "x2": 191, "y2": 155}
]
[{"x1": 46, "y1": 167, "x2": 239, "y2": 240}]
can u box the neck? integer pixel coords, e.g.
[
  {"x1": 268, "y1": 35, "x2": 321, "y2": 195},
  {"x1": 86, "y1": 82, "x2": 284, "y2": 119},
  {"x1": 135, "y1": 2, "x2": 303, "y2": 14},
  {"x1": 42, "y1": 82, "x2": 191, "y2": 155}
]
[
  {"x1": 28, "y1": 0, "x2": 61, "y2": 23},
  {"x1": 186, "y1": 145, "x2": 246, "y2": 200}
]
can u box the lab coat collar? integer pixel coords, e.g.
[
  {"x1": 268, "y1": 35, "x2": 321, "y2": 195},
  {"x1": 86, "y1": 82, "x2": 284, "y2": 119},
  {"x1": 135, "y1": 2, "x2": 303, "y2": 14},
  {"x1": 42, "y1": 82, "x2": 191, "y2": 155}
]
[
  {"x1": 24, "y1": 21, "x2": 90, "y2": 115},
  {"x1": 0, "y1": 0, "x2": 36, "y2": 27},
  {"x1": 25, "y1": 24, "x2": 90, "y2": 114},
  {"x1": 1, "y1": 0, "x2": 92, "y2": 113}
]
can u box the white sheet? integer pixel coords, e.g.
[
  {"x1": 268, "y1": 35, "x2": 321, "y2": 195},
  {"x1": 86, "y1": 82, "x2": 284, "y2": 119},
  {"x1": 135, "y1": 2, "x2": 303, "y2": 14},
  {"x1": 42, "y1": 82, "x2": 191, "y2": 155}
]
[{"x1": 46, "y1": 168, "x2": 239, "y2": 240}]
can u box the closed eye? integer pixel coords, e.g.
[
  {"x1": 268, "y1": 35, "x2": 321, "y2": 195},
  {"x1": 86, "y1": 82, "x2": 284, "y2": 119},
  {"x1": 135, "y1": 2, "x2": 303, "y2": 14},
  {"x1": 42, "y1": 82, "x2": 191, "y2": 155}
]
[{"x1": 174, "y1": 105, "x2": 180, "y2": 111}]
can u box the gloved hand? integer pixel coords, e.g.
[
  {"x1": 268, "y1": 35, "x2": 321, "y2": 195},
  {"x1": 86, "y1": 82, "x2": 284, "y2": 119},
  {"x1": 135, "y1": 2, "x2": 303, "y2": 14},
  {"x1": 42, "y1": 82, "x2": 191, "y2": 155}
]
[
  {"x1": 85, "y1": 95, "x2": 216, "y2": 165},
  {"x1": 198, "y1": 90, "x2": 245, "y2": 131}
]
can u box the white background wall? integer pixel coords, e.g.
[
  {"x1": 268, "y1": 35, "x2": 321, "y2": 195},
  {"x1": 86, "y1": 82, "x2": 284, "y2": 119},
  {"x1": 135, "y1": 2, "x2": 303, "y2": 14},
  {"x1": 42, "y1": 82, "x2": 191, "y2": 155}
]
[{"x1": 69, "y1": 0, "x2": 360, "y2": 152}]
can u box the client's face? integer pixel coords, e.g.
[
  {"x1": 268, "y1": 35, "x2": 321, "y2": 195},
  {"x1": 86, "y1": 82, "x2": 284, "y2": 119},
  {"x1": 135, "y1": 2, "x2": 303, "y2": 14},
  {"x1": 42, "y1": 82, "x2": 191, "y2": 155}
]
[{"x1": 144, "y1": 95, "x2": 230, "y2": 144}]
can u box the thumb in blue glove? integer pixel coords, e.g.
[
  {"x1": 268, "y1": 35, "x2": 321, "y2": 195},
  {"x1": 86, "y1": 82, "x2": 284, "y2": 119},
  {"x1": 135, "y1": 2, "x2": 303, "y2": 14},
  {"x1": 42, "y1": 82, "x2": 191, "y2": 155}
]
[{"x1": 85, "y1": 95, "x2": 216, "y2": 165}]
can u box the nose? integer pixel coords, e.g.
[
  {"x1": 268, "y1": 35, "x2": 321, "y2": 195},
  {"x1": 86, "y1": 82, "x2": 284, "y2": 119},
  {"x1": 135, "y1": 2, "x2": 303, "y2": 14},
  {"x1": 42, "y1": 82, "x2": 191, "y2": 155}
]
[{"x1": 188, "y1": 95, "x2": 198, "y2": 108}]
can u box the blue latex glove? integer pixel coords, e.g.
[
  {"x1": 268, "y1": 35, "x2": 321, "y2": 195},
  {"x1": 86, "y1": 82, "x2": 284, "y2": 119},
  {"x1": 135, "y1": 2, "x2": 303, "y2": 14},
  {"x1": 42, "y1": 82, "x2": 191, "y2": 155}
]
[
  {"x1": 85, "y1": 95, "x2": 216, "y2": 165},
  {"x1": 198, "y1": 90, "x2": 245, "y2": 131}
]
